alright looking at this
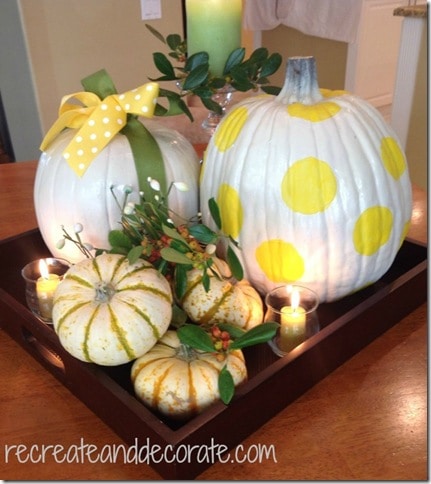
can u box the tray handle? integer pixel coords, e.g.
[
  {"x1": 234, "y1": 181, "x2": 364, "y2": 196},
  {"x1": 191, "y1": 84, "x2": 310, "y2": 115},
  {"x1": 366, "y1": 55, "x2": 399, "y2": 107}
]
[{"x1": 21, "y1": 326, "x2": 65, "y2": 375}]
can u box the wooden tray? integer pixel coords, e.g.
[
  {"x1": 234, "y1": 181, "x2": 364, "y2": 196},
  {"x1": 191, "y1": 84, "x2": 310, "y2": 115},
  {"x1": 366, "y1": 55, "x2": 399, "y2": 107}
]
[{"x1": 0, "y1": 229, "x2": 427, "y2": 479}]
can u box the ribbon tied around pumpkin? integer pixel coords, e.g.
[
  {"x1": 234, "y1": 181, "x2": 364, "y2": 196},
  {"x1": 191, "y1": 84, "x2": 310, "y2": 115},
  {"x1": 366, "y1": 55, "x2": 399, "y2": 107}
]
[{"x1": 40, "y1": 81, "x2": 159, "y2": 177}]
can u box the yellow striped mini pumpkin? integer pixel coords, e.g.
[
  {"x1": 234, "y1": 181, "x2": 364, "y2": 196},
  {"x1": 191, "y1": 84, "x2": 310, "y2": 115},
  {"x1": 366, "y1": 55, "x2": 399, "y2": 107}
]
[
  {"x1": 131, "y1": 330, "x2": 247, "y2": 420},
  {"x1": 180, "y1": 263, "x2": 263, "y2": 330},
  {"x1": 52, "y1": 253, "x2": 173, "y2": 366}
]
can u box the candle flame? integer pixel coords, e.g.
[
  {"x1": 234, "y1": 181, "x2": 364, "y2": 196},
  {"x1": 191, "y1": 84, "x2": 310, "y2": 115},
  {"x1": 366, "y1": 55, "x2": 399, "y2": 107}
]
[
  {"x1": 39, "y1": 259, "x2": 49, "y2": 279},
  {"x1": 291, "y1": 289, "x2": 300, "y2": 311}
]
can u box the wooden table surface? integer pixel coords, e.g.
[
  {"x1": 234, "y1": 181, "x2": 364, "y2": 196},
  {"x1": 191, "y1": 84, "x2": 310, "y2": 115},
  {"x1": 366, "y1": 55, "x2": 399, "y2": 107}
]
[{"x1": 0, "y1": 160, "x2": 427, "y2": 480}]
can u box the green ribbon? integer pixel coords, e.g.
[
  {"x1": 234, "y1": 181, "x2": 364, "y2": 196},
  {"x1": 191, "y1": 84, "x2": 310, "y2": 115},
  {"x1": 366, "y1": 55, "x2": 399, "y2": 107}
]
[{"x1": 81, "y1": 69, "x2": 167, "y2": 199}]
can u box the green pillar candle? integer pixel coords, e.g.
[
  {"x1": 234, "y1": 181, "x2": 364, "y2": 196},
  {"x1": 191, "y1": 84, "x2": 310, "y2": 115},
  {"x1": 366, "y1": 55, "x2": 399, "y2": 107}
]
[{"x1": 186, "y1": 0, "x2": 242, "y2": 78}]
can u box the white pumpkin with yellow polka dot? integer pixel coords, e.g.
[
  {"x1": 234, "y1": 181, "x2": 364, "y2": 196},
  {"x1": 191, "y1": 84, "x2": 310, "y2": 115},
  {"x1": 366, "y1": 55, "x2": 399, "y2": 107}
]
[{"x1": 200, "y1": 56, "x2": 412, "y2": 302}]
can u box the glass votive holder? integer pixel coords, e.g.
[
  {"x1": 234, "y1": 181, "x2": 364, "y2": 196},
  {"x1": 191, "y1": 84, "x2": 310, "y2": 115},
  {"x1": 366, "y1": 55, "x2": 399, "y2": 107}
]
[
  {"x1": 264, "y1": 284, "x2": 320, "y2": 357},
  {"x1": 21, "y1": 257, "x2": 70, "y2": 323}
]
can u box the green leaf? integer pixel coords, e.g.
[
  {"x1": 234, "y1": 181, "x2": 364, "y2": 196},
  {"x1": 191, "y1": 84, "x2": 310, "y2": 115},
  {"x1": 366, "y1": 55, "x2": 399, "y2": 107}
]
[
  {"x1": 166, "y1": 33, "x2": 182, "y2": 51},
  {"x1": 201, "y1": 97, "x2": 223, "y2": 115},
  {"x1": 258, "y1": 53, "x2": 283, "y2": 78},
  {"x1": 208, "y1": 198, "x2": 222, "y2": 230},
  {"x1": 223, "y1": 48, "x2": 246, "y2": 74},
  {"x1": 201, "y1": 270, "x2": 211, "y2": 292},
  {"x1": 177, "y1": 324, "x2": 215, "y2": 352},
  {"x1": 188, "y1": 224, "x2": 218, "y2": 244},
  {"x1": 218, "y1": 365, "x2": 235, "y2": 404},
  {"x1": 247, "y1": 47, "x2": 269, "y2": 65},
  {"x1": 108, "y1": 230, "x2": 133, "y2": 250},
  {"x1": 184, "y1": 52, "x2": 209, "y2": 72},
  {"x1": 261, "y1": 85, "x2": 281, "y2": 96},
  {"x1": 182, "y1": 64, "x2": 209, "y2": 90},
  {"x1": 162, "y1": 224, "x2": 188, "y2": 243},
  {"x1": 217, "y1": 323, "x2": 246, "y2": 339},
  {"x1": 160, "y1": 247, "x2": 192, "y2": 264},
  {"x1": 170, "y1": 303, "x2": 188, "y2": 328},
  {"x1": 153, "y1": 52, "x2": 176, "y2": 78},
  {"x1": 230, "y1": 322, "x2": 279, "y2": 350},
  {"x1": 226, "y1": 246, "x2": 243, "y2": 281},
  {"x1": 127, "y1": 245, "x2": 144, "y2": 264},
  {"x1": 175, "y1": 264, "x2": 191, "y2": 300},
  {"x1": 145, "y1": 24, "x2": 167, "y2": 45}
]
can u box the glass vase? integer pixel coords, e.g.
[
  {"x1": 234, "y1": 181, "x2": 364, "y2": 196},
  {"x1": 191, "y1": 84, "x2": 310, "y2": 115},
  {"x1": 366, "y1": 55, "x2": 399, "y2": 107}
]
[{"x1": 201, "y1": 85, "x2": 235, "y2": 135}]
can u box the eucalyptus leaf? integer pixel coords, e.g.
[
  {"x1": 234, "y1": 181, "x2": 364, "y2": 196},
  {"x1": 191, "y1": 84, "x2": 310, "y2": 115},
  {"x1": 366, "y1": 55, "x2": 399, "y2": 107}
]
[
  {"x1": 188, "y1": 224, "x2": 218, "y2": 244},
  {"x1": 229, "y1": 322, "x2": 279, "y2": 350},
  {"x1": 160, "y1": 247, "x2": 192, "y2": 264},
  {"x1": 208, "y1": 198, "x2": 222, "y2": 230},
  {"x1": 226, "y1": 246, "x2": 244, "y2": 281},
  {"x1": 108, "y1": 230, "x2": 134, "y2": 250},
  {"x1": 218, "y1": 366, "x2": 235, "y2": 405},
  {"x1": 162, "y1": 224, "x2": 188, "y2": 243},
  {"x1": 127, "y1": 245, "x2": 144, "y2": 264},
  {"x1": 177, "y1": 324, "x2": 215, "y2": 352},
  {"x1": 201, "y1": 270, "x2": 211, "y2": 292},
  {"x1": 175, "y1": 264, "x2": 191, "y2": 300}
]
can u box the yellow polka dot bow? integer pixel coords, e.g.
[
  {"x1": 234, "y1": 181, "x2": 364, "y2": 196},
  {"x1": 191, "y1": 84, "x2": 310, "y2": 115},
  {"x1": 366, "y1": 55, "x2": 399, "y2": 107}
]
[{"x1": 40, "y1": 82, "x2": 159, "y2": 177}]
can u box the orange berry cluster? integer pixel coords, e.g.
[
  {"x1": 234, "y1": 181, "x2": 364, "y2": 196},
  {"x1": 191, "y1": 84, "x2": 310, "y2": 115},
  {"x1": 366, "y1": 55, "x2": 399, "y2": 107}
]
[{"x1": 210, "y1": 326, "x2": 233, "y2": 353}]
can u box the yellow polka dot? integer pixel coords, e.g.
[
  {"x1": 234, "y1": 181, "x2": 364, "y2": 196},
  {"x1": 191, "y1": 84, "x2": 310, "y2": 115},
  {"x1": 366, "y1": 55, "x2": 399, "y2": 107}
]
[
  {"x1": 353, "y1": 206, "x2": 393, "y2": 256},
  {"x1": 399, "y1": 219, "x2": 411, "y2": 249},
  {"x1": 381, "y1": 137, "x2": 406, "y2": 180},
  {"x1": 320, "y1": 88, "x2": 349, "y2": 98},
  {"x1": 256, "y1": 240, "x2": 305, "y2": 282},
  {"x1": 282, "y1": 157, "x2": 337, "y2": 214},
  {"x1": 217, "y1": 183, "x2": 243, "y2": 239},
  {"x1": 214, "y1": 106, "x2": 248, "y2": 152},
  {"x1": 287, "y1": 101, "x2": 341, "y2": 122}
]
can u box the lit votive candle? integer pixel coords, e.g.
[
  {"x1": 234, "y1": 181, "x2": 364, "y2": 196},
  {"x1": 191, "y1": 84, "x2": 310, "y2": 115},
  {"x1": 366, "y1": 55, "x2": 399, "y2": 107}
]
[
  {"x1": 186, "y1": 0, "x2": 242, "y2": 77},
  {"x1": 264, "y1": 284, "x2": 320, "y2": 356},
  {"x1": 279, "y1": 289, "x2": 307, "y2": 352},
  {"x1": 36, "y1": 259, "x2": 61, "y2": 320}
]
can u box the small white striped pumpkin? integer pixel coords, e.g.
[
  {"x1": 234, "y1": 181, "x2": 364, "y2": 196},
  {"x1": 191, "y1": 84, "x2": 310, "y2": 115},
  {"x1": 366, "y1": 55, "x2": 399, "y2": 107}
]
[
  {"x1": 52, "y1": 253, "x2": 173, "y2": 366},
  {"x1": 131, "y1": 330, "x2": 247, "y2": 420},
  {"x1": 180, "y1": 262, "x2": 263, "y2": 329}
]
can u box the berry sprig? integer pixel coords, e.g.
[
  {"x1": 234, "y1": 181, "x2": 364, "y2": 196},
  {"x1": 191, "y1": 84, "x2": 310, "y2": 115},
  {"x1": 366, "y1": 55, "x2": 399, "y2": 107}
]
[{"x1": 177, "y1": 322, "x2": 279, "y2": 404}]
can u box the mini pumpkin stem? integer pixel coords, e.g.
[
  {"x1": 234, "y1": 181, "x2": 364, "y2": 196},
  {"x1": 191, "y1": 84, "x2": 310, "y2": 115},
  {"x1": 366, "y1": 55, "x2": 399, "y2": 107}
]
[
  {"x1": 276, "y1": 56, "x2": 323, "y2": 105},
  {"x1": 94, "y1": 283, "x2": 116, "y2": 303},
  {"x1": 175, "y1": 343, "x2": 198, "y2": 362}
]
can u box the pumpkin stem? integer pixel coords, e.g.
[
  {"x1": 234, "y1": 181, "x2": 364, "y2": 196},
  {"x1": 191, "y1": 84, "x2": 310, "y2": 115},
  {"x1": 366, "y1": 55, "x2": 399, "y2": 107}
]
[
  {"x1": 94, "y1": 283, "x2": 116, "y2": 303},
  {"x1": 176, "y1": 343, "x2": 198, "y2": 362},
  {"x1": 276, "y1": 56, "x2": 323, "y2": 105}
]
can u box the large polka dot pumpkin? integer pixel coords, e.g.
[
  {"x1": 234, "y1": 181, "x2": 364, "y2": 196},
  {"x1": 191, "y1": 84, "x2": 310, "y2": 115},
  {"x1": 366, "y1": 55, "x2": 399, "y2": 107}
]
[{"x1": 200, "y1": 57, "x2": 412, "y2": 302}]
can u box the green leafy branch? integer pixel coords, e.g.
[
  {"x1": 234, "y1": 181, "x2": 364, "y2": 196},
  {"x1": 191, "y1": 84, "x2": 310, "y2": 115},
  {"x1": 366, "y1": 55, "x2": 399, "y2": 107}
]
[
  {"x1": 177, "y1": 322, "x2": 279, "y2": 404},
  {"x1": 107, "y1": 181, "x2": 243, "y2": 301},
  {"x1": 145, "y1": 24, "x2": 282, "y2": 120}
]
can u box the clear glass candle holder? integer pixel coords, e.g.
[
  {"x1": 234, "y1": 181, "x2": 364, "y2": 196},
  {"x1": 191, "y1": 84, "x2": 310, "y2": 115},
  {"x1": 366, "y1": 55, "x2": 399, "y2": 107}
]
[
  {"x1": 264, "y1": 284, "x2": 320, "y2": 357},
  {"x1": 21, "y1": 257, "x2": 70, "y2": 323}
]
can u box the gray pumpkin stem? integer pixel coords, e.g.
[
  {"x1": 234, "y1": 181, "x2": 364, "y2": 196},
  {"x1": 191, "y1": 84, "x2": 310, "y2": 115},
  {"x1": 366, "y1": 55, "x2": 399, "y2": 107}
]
[{"x1": 276, "y1": 56, "x2": 323, "y2": 105}]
